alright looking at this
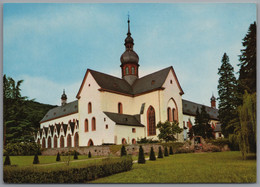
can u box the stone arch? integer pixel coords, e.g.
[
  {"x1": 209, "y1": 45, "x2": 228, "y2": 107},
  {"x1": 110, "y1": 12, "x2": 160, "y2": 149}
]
[
  {"x1": 54, "y1": 135, "x2": 58, "y2": 148},
  {"x1": 167, "y1": 98, "x2": 178, "y2": 121},
  {"x1": 67, "y1": 134, "x2": 72, "y2": 147},
  {"x1": 47, "y1": 136, "x2": 52, "y2": 148},
  {"x1": 74, "y1": 132, "x2": 79, "y2": 147},
  {"x1": 37, "y1": 138, "x2": 40, "y2": 145},
  {"x1": 88, "y1": 139, "x2": 94, "y2": 146},
  {"x1": 42, "y1": 137, "x2": 46, "y2": 148},
  {"x1": 60, "y1": 135, "x2": 64, "y2": 148},
  {"x1": 147, "y1": 105, "x2": 156, "y2": 136},
  {"x1": 122, "y1": 138, "x2": 127, "y2": 144}
]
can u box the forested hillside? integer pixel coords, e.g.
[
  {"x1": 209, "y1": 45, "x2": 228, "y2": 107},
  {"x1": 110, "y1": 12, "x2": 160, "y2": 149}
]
[{"x1": 3, "y1": 75, "x2": 56, "y2": 145}]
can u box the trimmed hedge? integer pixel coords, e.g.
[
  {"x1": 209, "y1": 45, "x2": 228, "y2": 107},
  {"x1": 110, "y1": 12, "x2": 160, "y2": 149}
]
[
  {"x1": 4, "y1": 142, "x2": 41, "y2": 156},
  {"x1": 4, "y1": 156, "x2": 133, "y2": 183}
]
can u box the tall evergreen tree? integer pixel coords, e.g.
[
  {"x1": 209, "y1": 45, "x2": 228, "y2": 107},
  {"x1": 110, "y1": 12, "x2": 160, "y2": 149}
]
[
  {"x1": 217, "y1": 53, "x2": 238, "y2": 137},
  {"x1": 158, "y1": 146, "x2": 163, "y2": 158},
  {"x1": 192, "y1": 106, "x2": 213, "y2": 139},
  {"x1": 33, "y1": 154, "x2": 39, "y2": 164},
  {"x1": 56, "y1": 152, "x2": 61, "y2": 161},
  {"x1": 238, "y1": 22, "x2": 256, "y2": 95},
  {"x1": 164, "y1": 147, "x2": 169, "y2": 157}
]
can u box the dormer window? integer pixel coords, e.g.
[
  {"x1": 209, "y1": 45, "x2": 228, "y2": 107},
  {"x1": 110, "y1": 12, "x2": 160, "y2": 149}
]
[{"x1": 170, "y1": 80, "x2": 173, "y2": 84}]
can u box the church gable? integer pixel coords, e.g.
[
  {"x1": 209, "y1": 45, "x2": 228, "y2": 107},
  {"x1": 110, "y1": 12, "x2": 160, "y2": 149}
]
[{"x1": 162, "y1": 66, "x2": 184, "y2": 96}]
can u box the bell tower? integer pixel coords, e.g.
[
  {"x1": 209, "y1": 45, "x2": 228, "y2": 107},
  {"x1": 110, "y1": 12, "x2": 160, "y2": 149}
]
[{"x1": 120, "y1": 16, "x2": 139, "y2": 85}]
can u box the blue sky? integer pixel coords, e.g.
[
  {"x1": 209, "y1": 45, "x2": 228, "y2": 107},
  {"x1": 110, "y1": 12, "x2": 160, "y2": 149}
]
[{"x1": 3, "y1": 3, "x2": 256, "y2": 106}]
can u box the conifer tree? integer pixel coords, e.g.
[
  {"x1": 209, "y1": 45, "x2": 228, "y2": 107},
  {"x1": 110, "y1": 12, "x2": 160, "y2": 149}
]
[
  {"x1": 88, "y1": 151, "x2": 91, "y2": 158},
  {"x1": 56, "y1": 152, "x2": 61, "y2": 161},
  {"x1": 164, "y1": 147, "x2": 169, "y2": 157},
  {"x1": 120, "y1": 145, "x2": 127, "y2": 157},
  {"x1": 4, "y1": 155, "x2": 11, "y2": 166},
  {"x1": 192, "y1": 106, "x2": 213, "y2": 139},
  {"x1": 169, "y1": 146, "x2": 174, "y2": 155},
  {"x1": 238, "y1": 22, "x2": 256, "y2": 95},
  {"x1": 138, "y1": 146, "x2": 146, "y2": 164},
  {"x1": 217, "y1": 53, "x2": 238, "y2": 137},
  {"x1": 158, "y1": 146, "x2": 163, "y2": 158},
  {"x1": 33, "y1": 154, "x2": 39, "y2": 164},
  {"x1": 149, "y1": 147, "x2": 156, "y2": 161},
  {"x1": 73, "y1": 151, "x2": 78, "y2": 160}
]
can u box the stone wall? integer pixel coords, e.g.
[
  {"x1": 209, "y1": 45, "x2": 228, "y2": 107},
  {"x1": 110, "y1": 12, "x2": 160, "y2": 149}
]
[{"x1": 41, "y1": 144, "x2": 165, "y2": 156}]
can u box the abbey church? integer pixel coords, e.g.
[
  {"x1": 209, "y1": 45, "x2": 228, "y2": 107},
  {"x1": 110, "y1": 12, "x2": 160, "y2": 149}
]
[{"x1": 36, "y1": 19, "x2": 222, "y2": 149}]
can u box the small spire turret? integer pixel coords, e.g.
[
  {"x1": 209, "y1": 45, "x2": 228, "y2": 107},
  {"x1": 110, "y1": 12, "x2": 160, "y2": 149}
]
[{"x1": 61, "y1": 89, "x2": 67, "y2": 106}]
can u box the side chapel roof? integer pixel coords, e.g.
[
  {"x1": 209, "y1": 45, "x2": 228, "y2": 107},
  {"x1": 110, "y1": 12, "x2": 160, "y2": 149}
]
[
  {"x1": 182, "y1": 99, "x2": 219, "y2": 120},
  {"x1": 104, "y1": 112, "x2": 144, "y2": 127},
  {"x1": 40, "y1": 100, "x2": 78, "y2": 123}
]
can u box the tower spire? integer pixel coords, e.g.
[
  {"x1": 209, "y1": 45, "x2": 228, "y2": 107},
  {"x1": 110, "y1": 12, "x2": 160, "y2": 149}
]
[{"x1": 127, "y1": 13, "x2": 131, "y2": 35}]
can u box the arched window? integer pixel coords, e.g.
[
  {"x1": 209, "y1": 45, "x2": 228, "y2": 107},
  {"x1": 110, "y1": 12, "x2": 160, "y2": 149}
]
[
  {"x1": 131, "y1": 67, "x2": 135, "y2": 75},
  {"x1": 85, "y1": 119, "x2": 88, "y2": 132},
  {"x1": 172, "y1": 108, "x2": 177, "y2": 121},
  {"x1": 132, "y1": 138, "x2": 136, "y2": 144},
  {"x1": 122, "y1": 138, "x2": 127, "y2": 144},
  {"x1": 147, "y1": 106, "x2": 156, "y2": 136},
  {"x1": 92, "y1": 117, "x2": 96, "y2": 131},
  {"x1": 118, "y1": 102, "x2": 123, "y2": 114},
  {"x1": 60, "y1": 136, "x2": 64, "y2": 148},
  {"x1": 125, "y1": 67, "x2": 129, "y2": 75},
  {"x1": 167, "y1": 107, "x2": 172, "y2": 121},
  {"x1": 42, "y1": 137, "x2": 46, "y2": 148},
  {"x1": 67, "y1": 134, "x2": 72, "y2": 147},
  {"x1": 74, "y1": 132, "x2": 79, "y2": 147},
  {"x1": 88, "y1": 102, "x2": 92, "y2": 113},
  {"x1": 48, "y1": 136, "x2": 52, "y2": 148},
  {"x1": 88, "y1": 139, "x2": 94, "y2": 146},
  {"x1": 54, "y1": 135, "x2": 58, "y2": 148}
]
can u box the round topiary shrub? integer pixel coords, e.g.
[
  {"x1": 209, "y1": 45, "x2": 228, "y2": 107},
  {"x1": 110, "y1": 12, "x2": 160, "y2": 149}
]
[
  {"x1": 120, "y1": 145, "x2": 127, "y2": 157},
  {"x1": 56, "y1": 152, "x2": 61, "y2": 161},
  {"x1": 169, "y1": 146, "x2": 174, "y2": 155},
  {"x1": 149, "y1": 147, "x2": 156, "y2": 161},
  {"x1": 33, "y1": 154, "x2": 39, "y2": 164},
  {"x1": 88, "y1": 151, "x2": 92, "y2": 158},
  {"x1": 4, "y1": 155, "x2": 11, "y2": 166},
  {"x1": 164, "y1": 147, "x2": 169, "y2": 157},
  {"x1": 158, "y1": 146, "x2": 163, "y2": 158},
  {"x1": 138, "y1": 146, "x2": 146, "y2": 164}
]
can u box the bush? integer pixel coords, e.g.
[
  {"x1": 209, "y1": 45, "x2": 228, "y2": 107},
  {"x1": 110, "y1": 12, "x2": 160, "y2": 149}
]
[
  {"x1": 120, "y1": 145, "x2": 127, "y2": 157},
  {"x1": 74, "y1": 151, "x2": 78, "y2": 160},
  {"x1": 33, "y1": 154, "x2": 39, "y2": 164},
  {"x1": 169, "y1": 146, "x2": 173, "y2": 155},
  {"x1": 4, "y1": 157, "x2": 133, "y2": 183},
  {"x1": 202, "y1": 145, "x2": 221, "y2": 152},
  {"x1": 4, "y1": 155, "x2": 11, "y2": 166},
  {"x1": 149, "y1": 147, "x2": 156, "y2": 161},
  {"x1": 138, "y1": 146, "x2": 145, "y2": 164},
  {"x1": 5, "y1": 142, "x2": 41, "y2": 156},
  {"x1": 56, "y1": 152, "x2": 61, "y2": 161},
  {"x1": 164, "y1": 147, "x2": 169, "y2": 157},
  {"x1": 137, "y1": 137, "x2": 159, "y2": 144},
  {"x1": 175, "y1": 147, "x2": 194, "y2": 154},
  {"x1": 158, "y1": 146, "x2": 163, "y2": 158},
  {"x1": 88, "y1": 151, "x2": 92, "y2": 158}
]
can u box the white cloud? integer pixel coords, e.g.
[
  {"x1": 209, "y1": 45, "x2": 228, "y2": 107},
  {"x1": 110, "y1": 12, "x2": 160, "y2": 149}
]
[{"x1": 17, "y1": 75, "x2": 81, "y2": 106}]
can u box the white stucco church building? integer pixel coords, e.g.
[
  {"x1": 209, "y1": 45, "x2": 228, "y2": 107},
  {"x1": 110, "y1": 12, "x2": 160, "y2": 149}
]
[{"x1": 36, "y1": 18, "x2": 222, "y2": 149}]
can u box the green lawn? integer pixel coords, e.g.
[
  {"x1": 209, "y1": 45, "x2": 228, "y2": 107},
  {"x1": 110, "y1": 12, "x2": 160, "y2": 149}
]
[
  {"x1": 90, "y1": 151, "x2": 256, "y2": 183},
  {"x1": 3, "y1": 155, "x2": 103, "y2": 168}
]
